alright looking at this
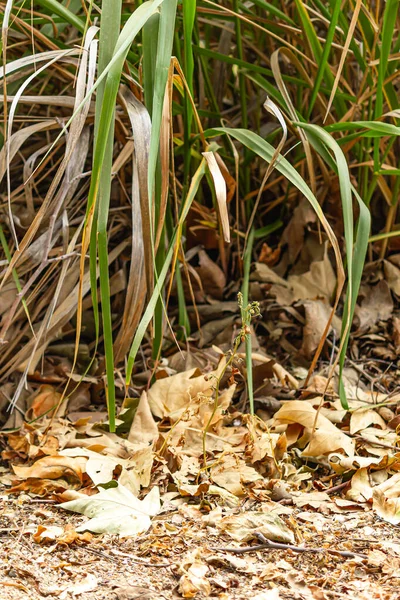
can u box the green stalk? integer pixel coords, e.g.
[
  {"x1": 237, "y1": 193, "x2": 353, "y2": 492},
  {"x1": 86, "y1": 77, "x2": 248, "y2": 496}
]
[
  {"x1": 83, "y1": 0, "x2": 164, "y2": 430},
  {"x1": 35, "y1": 0, "x2": 85, "y2": 33},
  {"x1": 175, "y1": 257, "x2": 190, "y2": 339},
  {"x1": 373, "y1": 0, "x2": 399, "y2": 171},
  {"x1": 306, "y1": 0, "x2": 341, "y2": 119},
  {"x1": 94, "y1": 0, "x2": 122, "y2": 432},
  {"x1": 182, "y1": 0, "x2": 196, "y2": 184},
  {"x1": 242, "y1": 227, "x2": 255, "y2": 415},
  {"x1": 146, "y1": 0, "x2": 178, "y2": 363},
  {"x1": 233, "y1": 0, "x2": 250, "y2": 199}
]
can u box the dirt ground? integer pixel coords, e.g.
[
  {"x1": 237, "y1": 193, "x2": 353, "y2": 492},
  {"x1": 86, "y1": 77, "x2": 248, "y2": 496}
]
[{"x1": 1, "y1": 487, "x2": 400, "y2": 600}]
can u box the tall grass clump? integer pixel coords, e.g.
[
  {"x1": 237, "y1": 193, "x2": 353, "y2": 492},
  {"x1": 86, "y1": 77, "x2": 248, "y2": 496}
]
[{"x1": 0, "y1": 0, "x2": 399, "y2": 425}]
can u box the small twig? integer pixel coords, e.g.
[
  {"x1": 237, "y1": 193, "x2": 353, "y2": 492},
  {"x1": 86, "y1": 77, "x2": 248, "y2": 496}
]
[
  {"x1": 110, "y1": 548, "x2": 171, "y2": 567},
  {"x1": 211, "y1": 533, "x2": 367, "y2": 560},
  {"x1": 354, "y1": 434, "x2": 399, "y2": 451},
  {"x1": 324, "y1": 481, "x2": 350, "y2": 495}
]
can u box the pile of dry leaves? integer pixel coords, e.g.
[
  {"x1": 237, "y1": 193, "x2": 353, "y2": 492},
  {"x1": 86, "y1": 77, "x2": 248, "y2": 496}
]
[
  {"x1": 1, "y1": 203, "x2": 400, "y2": 598},
  {"x1": 1, "y1": 340, "x2": 400, "y2": 598}
]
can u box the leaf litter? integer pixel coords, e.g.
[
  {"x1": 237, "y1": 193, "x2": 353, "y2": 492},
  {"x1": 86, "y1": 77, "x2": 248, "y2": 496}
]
[
  {"x1": 1, "y1": 216, "x2": 400, "y2": 599},
  {"x1": 1, "y1": 331, "x2": 400, "y2": 597}
]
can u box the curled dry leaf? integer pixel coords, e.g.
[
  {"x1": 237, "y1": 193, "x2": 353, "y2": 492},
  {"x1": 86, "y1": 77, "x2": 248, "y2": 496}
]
[
  {"x1": 372, "y1": 488, "x2": 400, "y2": 525},
  {"x1": 301, "y1": 300, "x2": 341, "y2": 359},
  {"x1": 356, "y1": 280, "x2": 394, "y2": 332},
  {"x1": 60, "y1": 445, "x2": 153, "y2": 496},
  {"x1": 147, "y1": 367, "x2": 210, "y2": 421},
  {"x1": 59, "y1": 574, "x2": 98, "y2": 599},
  {"x1": 12, "y1": 455, "x2": 85, "y2": 485},
  {"x1": 128, "y1": 391, "x2": 158, "y2": 446},
  {"x1": 347, "y1": 467, "x2": 373, "y2": 503},
  {"x1": 288, "y1": 242, "x2": 336, "y2": 302},
  {"x1": 217, "y1": 511, "x2": 295, "y2": 544},
  {"x1": 147, "y1": 360, "x2": 232, "y2": 427},
  {"x1": 273, "y1": 400, "x2": 354, "y2": 457},
  {"x1": 26, "y1": 384, "x2": 63, "y2": 420},
  {"x1": 173, "y1": 456, "x2": 210, "y2": 497},
  {"x1": 384, "y1": 259, "x2": 400, "y2": 295},
  {"x1": 330, "y1": 453, "x2": 396, "y2": 475},
  {"x1": 210, "y1": 453, "x2": 262, "y2": 496},
  {"x1": 32, "y1": 524, "x2": 92, "y2": 545},
  {"x1": 349, "y1": 405, "x2": 387, "y2": 435},
  {"x1": 178, "y1": 562, "x2": 211, "y2": 598},
  {"x1": 202, "y1": 151, "x2": 230, "y2": 243},
  {"x1": 195, "y1": 249, "x2": 226, "y2": 301}
]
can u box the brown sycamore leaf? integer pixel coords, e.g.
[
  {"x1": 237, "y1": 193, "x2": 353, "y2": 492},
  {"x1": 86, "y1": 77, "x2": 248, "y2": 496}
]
[
  {"x1": 178, "y1": 559, "x2": 211, "y2": 598},
  {"x1": 273, "y1": 400, "x2": 354, "y2": 457},
  {"x1": 147, "y1": 367, "x2": 211, "y2": 421},
  {"x1": 173, "y1": 456, "x2": 210, "y2": 497},
  {"x1": 356, "y1": 280, "x2": 393, "y2": 332},
  {"x1": 12, "y1": 455, "x2": 85, "y2": 485},
  {"x1": 26, "y1": 385, "x2": 62, "y2": 420},
  {"x1": 350, "y1": 405, "x2": 387, "y2": 435},
  {"x1": 128, "y1": 391, "x2": 158, "y2": 445},
  {"x1": 288, "y1": 242, "x2": 336, "y2": 302},
  {"x1": 32, "y1": 524, "x2": 92, "y2": 545},
  {"x1": 210, "y1": 453, "x2": 262, "y2": 496},
  {"x1": 372, "y1": 488, "x2": 400, "y2": 525},
  {"x1": 217, "y1": 511, "x2": 294, "y2": 543}
]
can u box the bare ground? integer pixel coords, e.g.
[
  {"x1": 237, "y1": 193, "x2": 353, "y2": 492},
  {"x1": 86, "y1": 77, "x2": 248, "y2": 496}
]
[{"x1": 1, "y1": 488, "x2": 400, "y2": 600}]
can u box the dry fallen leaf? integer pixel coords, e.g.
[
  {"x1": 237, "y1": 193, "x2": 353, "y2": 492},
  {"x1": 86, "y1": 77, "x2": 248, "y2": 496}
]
[
  {"x1": 195, "y1": 249, "x2": 226, "y2": 301},
  {"x1": 147, "y1": 367, "x2": 211, "y2": 420},
  {"x1": 60, "y1": 573, "x2": 97, "y2": 599},
  {"x1": 60, "y1": 483, "x2": 160, "y2": 536},
  {"x1": 372, "y1": 488, "x2": 400, "y2": 525},
  {"x1": 347, "y1": 467, "x2": 373, "y2": 503},
  {"x1": 128, "y1": 391, "x2": 158, "y2": 445},
  {"x1": 173, "y1": 455, "x2": 210, "y2": 497},
  {"x1": 217, "y1": 511, "x2": 295, "y2": 544},
  {"x1": 32, "y1": 524, "x2": 92, "y2": 545},
  {"x1": 12, "y1": 455, "x2": 85, "y2": 486},
  {"x1": 356, "y1": 280, "x2": 394, "y2": 332},
  {"x1": 26, "y1": 384, "x2": 63, "y2": 420},
  {"x1": 350, "y1": 405, "x2": 387, "y2": 435},
  {"x1": 210, "y1": 453, "x2": 262, "y2": 496},
  {"x1": 288, "y1": 242, "x2": 336, "y2": 302},
  {"x1": 273, "y1": 400, "x2": 354, "y2": 457},
  {"x1": 301, "y1": 300, "x2": 341, "y2": 359},
  {"x1": 178, "y1": 561, "x2": 211, "y2": 598},
  {"x1": 384, "y1": 259, "x2": 400, "y2": 295}
]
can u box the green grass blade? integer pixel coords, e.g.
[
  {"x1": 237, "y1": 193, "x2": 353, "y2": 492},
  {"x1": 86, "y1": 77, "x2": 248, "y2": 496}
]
[
  {"x1": 205, "y1": 127, "x2": 339, "y2": 242},
  {"x1": 325, "y1": 121, "x2": 400, "y2": 136},
  {"x1": 375, "y1": 0, "x2": 399, "y2": 119},
  {"x1": 183, "y1": 0, "x2": 196, "y2": 139},
  {"x1": 242, "y1": 227, "x2": 255, "y2": 415},
  {"x1": 83, "y1": 0, "x2": 165, "y2": 430},
  {"x1": 94, "y1": 0, "x2": 122, "y2": 433},
  {"x1": 147, "y1": 0, "x2": 178, "y2": 208},
  {"x1": 35, "y1": 0, "x2": 85, "y2": 33},
  {"x1": 306, "y1": 0, "x2": 341, "y2": 119},
  {"x1": 126, "y1": 158, "x2": 207, "y2": 384},
  {"x1": 295, "y1": 123, "x2": 371, "y2": 408}
]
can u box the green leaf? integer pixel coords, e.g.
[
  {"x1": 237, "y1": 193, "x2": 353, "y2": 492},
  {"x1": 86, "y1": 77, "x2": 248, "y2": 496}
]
[
  {"x1": 126, "y1": 158, "x2": 207, "y2": 383},
  {"x1": 325, "y1": 121, "x2": 400, "y2": 136},
  {"x1": 295, "y1": 123, "x2": 371, "y2": 408}
]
